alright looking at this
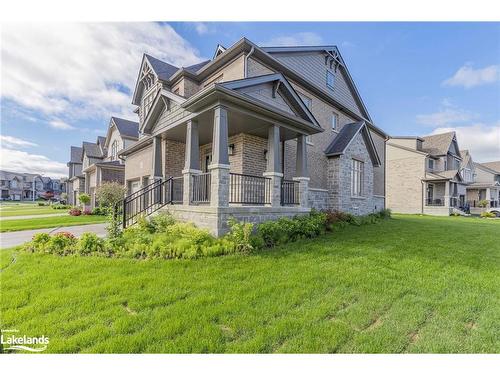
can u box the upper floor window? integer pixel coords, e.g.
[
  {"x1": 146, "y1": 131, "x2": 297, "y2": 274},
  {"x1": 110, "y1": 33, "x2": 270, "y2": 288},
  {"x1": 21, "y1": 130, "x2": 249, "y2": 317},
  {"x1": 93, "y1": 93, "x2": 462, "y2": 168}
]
[
  {"x1": 111, "y1": 140, "x2": 119, "y2": 161},
  {"x1": 428, "y1": 159, "x2": 434, "y2": 170},
  {"x1": 351, "y1": 159, "x2": 364, "y2": 197},
  {"x1": 11, "y1": 179, "x2": 18, "y2": 188},
  {"x1": 326, "y1": 70, "x2": 335, "y2": 90},
  {"x1": 332, "y1": 112, "x2": 339, "y2": 131}
]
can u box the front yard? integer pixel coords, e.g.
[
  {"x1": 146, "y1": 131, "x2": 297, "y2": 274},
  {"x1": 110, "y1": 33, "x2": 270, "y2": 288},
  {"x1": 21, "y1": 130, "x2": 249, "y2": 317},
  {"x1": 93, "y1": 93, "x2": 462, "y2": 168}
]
[{"x1": 1, "y1": 215, "x2": 498, "y2": 353}]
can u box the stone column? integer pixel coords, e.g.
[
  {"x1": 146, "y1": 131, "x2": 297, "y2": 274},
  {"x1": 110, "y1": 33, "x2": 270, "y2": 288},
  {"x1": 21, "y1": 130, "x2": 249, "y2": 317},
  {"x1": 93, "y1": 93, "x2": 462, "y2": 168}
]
[
  {"x1": 263, "y1": 124, "x2": 283, "y2": 207},
  {"x1": 209, "y1": 106, "x2": 230, "y2": 207},
  {"x1": 444, "y1": 181, "x2": 450, "y2": 208},
  {"x1": 293, "y1": 134, "x2": 309, "y2": 208},
  {"x1": 182, "y1": 120, "x2": 201, "y2": 205}
]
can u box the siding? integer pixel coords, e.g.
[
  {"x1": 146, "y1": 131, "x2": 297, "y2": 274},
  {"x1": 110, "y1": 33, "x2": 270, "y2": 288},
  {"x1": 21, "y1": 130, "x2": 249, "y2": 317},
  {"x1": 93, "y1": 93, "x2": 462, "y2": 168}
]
[
  {"x1": 238, "y1": 83, "x2": 294, "y2": 115},
  {"x1": 125, "y1": 146, "x2": 153, "y2": 182}
]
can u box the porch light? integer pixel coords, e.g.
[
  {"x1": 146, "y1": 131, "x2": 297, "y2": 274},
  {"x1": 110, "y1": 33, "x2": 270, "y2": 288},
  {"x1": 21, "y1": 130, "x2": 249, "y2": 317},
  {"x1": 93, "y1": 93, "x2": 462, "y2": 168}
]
[{"x1": 228, "y1": 144, "x2": 235, "y2": 155}]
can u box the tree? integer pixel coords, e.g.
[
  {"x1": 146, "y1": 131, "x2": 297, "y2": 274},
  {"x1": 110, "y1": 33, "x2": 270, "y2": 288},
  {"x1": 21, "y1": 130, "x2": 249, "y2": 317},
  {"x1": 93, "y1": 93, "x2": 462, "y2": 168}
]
[
  {"x1": 78, "y1": 193, "x2": 91, "y2": 207},
  {"x1": 95, "y1": 182, "x2": 127, "y2": 209}
]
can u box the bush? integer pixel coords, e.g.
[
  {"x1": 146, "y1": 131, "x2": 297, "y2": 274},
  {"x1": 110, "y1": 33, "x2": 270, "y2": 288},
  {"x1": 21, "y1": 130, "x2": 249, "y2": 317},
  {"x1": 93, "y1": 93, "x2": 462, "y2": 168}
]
[
  {"x1": 82, "y1": 208, "x2": 92, "y2": 215},
  {"x1": 480, "y1": 211, "x2": 496, "y2": 218},
  {"x1": 69, "y1": 207, "x2": 82, "y2": 216},
  {"x1": 37, "y1": 202, "x2": 47, "y2": 206},
  {"x1": 225, "y1": 218, "x2": 255, "y2": 253},
  {"x1": 77, "y1": 233, "x2": 105, "y2": 255},
  {"x1": 52, "y1": 204, "x2": 71, "y2": 210},
  {"x1": 78, "y1": 194, "x2": 91, "y2": 207},
  {"x1": 48, "y1": 233, "x2": 77, "y2": 255},
  {"x1": 24, "y1": 233, "x2": 51, "y2": 253},
  {"x1": 92, "y1": 206, "x2": 107, "y2": 216},
  {"x1": 95, "y1": 182, "x2": 127, "y2": 209}
]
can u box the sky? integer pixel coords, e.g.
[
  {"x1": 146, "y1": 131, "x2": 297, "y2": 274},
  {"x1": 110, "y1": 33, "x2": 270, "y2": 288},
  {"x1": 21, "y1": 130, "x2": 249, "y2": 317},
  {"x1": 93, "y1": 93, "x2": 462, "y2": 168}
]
[{"x1": 1, "y1": 22, "x2": 499, "y2": 178}]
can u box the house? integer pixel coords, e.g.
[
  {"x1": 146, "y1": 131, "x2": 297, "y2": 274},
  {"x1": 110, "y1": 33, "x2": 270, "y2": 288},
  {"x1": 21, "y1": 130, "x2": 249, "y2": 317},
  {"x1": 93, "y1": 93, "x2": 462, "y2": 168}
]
[
  {"x1": 118, "y1": 37, "x2": 387, "y2": 236},
  {"x1": 81, "y1": 117, "x2": 139, "y2": 207},
  {"x1": 386, "y1": 131, "x2": 469, "y2": 215},
  {"x1": 67, "y1": 146, "x2": 85, "y2": 205},
  {"x1": 0, "y1": 170, "x2": 46, "y2": 200},
  {"x1": 466, "y1": 161, "x2": 500, "y2": 213}
]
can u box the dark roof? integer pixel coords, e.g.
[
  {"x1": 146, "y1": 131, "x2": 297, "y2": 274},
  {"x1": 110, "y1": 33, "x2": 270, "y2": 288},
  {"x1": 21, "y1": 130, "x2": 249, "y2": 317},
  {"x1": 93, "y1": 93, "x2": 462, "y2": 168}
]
[
  {"x1": 82, "y1": 141, "x2": 104, "y2": 158},
  {"x1": 184, "y1": 60, "x2": 211, "y2": 73},
  {"x1": 97, "y1": 136, "x2": 106, "y2": 145},
  {"x1": 144, "y1": 54, "x2": 179, "y2": 81},
  {"x1": 69, "y1": 146, "x2": 83, "y2": 163},
  {"x1": 111, "y1": 117, "x2": 139, "y2": 139},
  {"x1": 421, "y1": 132, "x2": 455, "y2": 156},
  {"x1": 324, "y1": 121, "x2": 381, "y2": 166}
]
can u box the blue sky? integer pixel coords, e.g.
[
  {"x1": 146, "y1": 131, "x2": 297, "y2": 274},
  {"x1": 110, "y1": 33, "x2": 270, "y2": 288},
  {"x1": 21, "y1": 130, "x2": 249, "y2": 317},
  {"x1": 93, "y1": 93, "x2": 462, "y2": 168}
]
[{"x1": 1, "y1": 22, "x2": 499, "y2": 177}]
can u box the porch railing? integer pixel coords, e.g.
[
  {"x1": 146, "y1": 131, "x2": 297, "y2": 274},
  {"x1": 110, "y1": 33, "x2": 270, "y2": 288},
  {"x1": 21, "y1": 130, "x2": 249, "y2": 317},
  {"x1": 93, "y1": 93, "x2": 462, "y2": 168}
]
[
  {"x1": 281, "y1": 179, "x2": 299, "y2": 205},
  {"x1": 171, "y1": 176, "x2": 183, "y2": 204},
  {"x1": 425, "y1": 198, "x2": 444, "y2": 206},
  {"x1": 229, "y1": 173, "x2": 271, "y2": 204},
  {"x1": 192, "y1": 173, "x2": 211, "y2": 204}
]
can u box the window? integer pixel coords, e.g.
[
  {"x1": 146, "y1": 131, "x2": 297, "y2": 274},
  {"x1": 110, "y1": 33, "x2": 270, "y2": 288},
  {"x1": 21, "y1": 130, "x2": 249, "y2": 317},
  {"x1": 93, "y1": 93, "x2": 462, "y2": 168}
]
[
  {"x1": 11, "y1": 179, "x2": 17, "y2": 188},
  {"x1": 111, "y1": 140, "x2": 118, "y2": 161},
  {"x1": 326, "y1": 70, "x2": 335, "y2": 90},
  {"x1": 428, "y1": 159, "x2": 434, "y2": 170},
  {"x1": 351, "y1": 159, "x2": 364, "y2": 197},
  {"x1": 332, "y1": 112, "x2": 339, "y2": 131}
]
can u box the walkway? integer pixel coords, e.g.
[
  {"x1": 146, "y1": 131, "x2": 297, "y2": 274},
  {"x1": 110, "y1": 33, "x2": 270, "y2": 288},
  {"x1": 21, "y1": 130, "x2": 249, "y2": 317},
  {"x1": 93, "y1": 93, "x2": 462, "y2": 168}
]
[{"x1": 0, "y1": 223, "x2": 107, "y2": 249}]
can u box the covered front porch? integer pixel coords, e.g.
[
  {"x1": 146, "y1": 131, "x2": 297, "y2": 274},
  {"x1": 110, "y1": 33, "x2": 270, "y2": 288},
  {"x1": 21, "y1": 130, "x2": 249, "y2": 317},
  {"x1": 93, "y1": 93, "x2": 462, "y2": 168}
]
[
  {"x1": 423, "y1": 179, "x2": 465, "y2": 215},
  {"x1": 123, "y1": 74, "x2": 323, "y2": 235}
]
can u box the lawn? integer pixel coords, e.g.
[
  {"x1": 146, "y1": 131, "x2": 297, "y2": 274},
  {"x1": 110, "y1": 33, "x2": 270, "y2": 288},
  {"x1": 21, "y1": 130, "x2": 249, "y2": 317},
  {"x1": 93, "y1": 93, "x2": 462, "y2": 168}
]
[
  {"x1": 0, "y1": 203, "x2": 63, "y2": 217},
  {"x1": 1, "y1": 215, "x2": 498, "y2": 353},
  {"x1": 0, "y1": 214, "x2": 107, "y2": 232}
]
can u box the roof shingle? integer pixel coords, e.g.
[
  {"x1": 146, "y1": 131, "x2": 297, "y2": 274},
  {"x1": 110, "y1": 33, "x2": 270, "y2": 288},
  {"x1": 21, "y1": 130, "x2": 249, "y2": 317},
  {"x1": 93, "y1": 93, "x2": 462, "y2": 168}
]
[{"x1": 421, "y1": 132, "x2": 455, "y2": 156}]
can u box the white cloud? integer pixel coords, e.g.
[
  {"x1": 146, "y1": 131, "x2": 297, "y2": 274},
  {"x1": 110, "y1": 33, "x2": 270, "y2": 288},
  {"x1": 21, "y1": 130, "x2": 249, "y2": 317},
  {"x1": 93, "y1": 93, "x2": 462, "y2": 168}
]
[
  {"x1": 0, "y1": 148, "x2": 68, "y2": 178},
  {"x1": 0, "y1": 135, "x2": 38, "y2": 148},
  {"x1": 49, "y1": 119, "x2": 75, "y2": 130},
  {"x1": 443, "y1": 64, "x2": 500, "y2": 89},
  {"x1": 1, "y1": 23, "x2": 203, "y2": 124},
  {"x1": 192, "y1": 22, "x2": 214, "y2": 35},
  {"x1": 431, "y1": 123, "x2": 500, "y2": 163},
  {"x1": 260, "y1": 32, "x2": 324, "y2": 47},
  {"x1": 416, "y1": 102, "x2": 477, "y2": 127}
]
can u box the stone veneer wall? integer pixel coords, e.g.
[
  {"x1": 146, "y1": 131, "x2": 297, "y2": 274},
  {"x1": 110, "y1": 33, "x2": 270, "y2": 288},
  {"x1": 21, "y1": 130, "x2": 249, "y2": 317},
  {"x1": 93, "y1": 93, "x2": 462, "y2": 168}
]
[{"x1": 308, "y1": 188, "x2": 329, "y2": 210}]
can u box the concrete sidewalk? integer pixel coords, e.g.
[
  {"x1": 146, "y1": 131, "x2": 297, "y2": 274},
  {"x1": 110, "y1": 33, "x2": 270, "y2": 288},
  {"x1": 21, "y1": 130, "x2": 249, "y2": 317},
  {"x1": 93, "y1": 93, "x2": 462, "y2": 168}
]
[
  {"x1": 0, "y1": 213, "x2": 68, "y2": 221},
  {"x1": 0, "y1": 223, "x2": 107, "y2": 249}
]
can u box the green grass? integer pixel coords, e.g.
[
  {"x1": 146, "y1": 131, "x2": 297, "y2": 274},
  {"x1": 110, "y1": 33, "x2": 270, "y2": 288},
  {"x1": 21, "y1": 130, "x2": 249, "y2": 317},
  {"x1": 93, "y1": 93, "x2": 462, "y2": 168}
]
[
  {"x1": 0, "y1": 202, "x2": 67, "y2": 217},
  {"x1": 0, "y1": 215, "x2": 107, "y2": 232},
  {"x1": 1, "y1": 215, "x2": 498, "y2": 353}
]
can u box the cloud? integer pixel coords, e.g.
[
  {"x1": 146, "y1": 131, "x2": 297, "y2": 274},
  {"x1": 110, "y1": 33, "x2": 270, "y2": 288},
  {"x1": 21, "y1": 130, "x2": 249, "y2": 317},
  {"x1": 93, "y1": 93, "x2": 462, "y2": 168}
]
[
  {"x1": 431, "y1": 123, "x2": 500, "y2": 163},
  {"x1": 1, "y1": 23, "x2": 203, "y2": 125},
  {"x1": 0, "y1": 135, "x2": 38, "y2": 148},
  {"x1": 49, "y1": 119, "x2": 75, "y2": 130},
  {"x1": 443, "y1": 64, "x2": 500, "y2": 89},
  {"x1": 416, "y1": 101, "x2": 477, "y2": 127},
  {"x1": 0, "y1": 148, "x2": 68, "y2": 178},
  {"x1": 192, "y1": 22, "x2": 214, "y2": 35},
  {"x1": 260, "y1": 32, "x2": 324, "y2": 47}
]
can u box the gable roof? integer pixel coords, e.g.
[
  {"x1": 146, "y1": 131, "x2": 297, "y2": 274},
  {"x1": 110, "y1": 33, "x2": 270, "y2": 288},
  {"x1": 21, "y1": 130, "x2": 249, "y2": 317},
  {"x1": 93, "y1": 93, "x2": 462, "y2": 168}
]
[
  {"x1": 82, "y1": 141, "x2": 104, "y2": 159},
  {"x1": 475, "y1": 162, "x2": 500, "y2": 175},
  {"x1": 324, "y1": 121, "x2": 381, "y2": 166},
  {"x1": 144, "y1": 54, "x2": 179, "y2": 81},
  {"x1": 185, "y1": 60, "x2": 211, "y2": 74},
  {"x1": 421, "y1": 132, "x2": 458, "y2": 156},
  {"x1": 261, "y1": 45, "x2": 372, "y2": 123},
  {"x1": 69, "y1": 146, "x2": 83, "y2": 164},
  {"x1": 460, "y1": 149, "x2": 472, "y2": 168},
  {"x1": 424, "y1": 169, "x2": 463, "y2": 182},
  {"x1": 111, "y1": 117, "x2": 139, "y2": 139},
  {"x1": 219, "y1": 73, "x2": 321, "y2": 129},
  {"x1": 481, "y1": 161, "x2": 500, "y2": 173}
]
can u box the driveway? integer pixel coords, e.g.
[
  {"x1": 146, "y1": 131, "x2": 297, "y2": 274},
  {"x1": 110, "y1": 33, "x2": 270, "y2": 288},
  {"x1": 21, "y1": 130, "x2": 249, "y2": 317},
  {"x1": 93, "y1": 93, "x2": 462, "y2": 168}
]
[{"x1": 0, "y1": 223, "x2": 107, "y2": 249}]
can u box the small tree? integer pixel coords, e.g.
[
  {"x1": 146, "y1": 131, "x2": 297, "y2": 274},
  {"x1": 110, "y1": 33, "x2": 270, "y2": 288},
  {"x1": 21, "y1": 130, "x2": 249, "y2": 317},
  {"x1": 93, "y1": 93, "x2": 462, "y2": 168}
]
[
  {"x1": 60, "y1": 192, "x2": 68, "y2": 204},
  {"x1": 78, "y1": 193, "x2": 91, "y2": 208},
  {"x1": 95, "y1": 182, "x2": 127, "y2": 210}
]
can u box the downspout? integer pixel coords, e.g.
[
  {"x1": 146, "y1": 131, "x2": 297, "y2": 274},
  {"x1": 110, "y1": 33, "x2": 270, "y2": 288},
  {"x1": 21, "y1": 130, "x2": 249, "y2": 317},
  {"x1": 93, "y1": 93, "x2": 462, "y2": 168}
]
[
  {"x1": 244, "y1": 46, "x2": 255, "y2": 78},
  {"x1": 421, "y1": 180, "x2": 425, "y2": 214}
]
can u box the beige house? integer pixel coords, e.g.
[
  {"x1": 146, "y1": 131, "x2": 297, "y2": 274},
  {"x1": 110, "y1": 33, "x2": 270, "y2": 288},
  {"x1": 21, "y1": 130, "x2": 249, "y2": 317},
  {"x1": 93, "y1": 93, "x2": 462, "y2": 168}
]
[
  {"x1": 81, "y1": 117, "x2": 139, "y2": 208},
  {"x1": 386, "y1": 132, "x2": 470, "y2": 216},
  {"x1": 118, "y1": 38, "x2": 387, "y2": 236},
  {"x1": 67, "y1": 146, "x2": 84, "y2": 205},
  {"x1": 466, "y1": 161, "x2": 500, "y2": 214}
]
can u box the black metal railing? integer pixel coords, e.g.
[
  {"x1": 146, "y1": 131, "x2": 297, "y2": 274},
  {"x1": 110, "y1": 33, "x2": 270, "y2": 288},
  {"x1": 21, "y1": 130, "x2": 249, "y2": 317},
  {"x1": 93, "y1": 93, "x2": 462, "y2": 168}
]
[
  {"x1": 425, "y1": 198, "x2": 444, "y2": 206},
  {"x1": 449, "y1": 196, "x2": 459, "y2": 207},
  {"x1": 281, "y1": 179, "x2": 299, "y2": 205},
  {"x1": 192, "y1": 173, "x2": 211, "y2": 204},
  {"x1": 120, "y1": 177, "x2": 184, "y2": 228},
  {"x1": 229, "y1": 173, "x2": 271, "y2": 204}
]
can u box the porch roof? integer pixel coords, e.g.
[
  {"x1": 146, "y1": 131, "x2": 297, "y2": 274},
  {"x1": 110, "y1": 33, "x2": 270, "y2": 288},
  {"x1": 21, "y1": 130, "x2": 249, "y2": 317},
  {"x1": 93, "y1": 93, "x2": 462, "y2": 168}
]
[
  {"x1": 466, "y1": 182, "x2": 500, "y2": 189},
  {"x1": 423, "y1": 169, "x2": 463, "y2": 182}
]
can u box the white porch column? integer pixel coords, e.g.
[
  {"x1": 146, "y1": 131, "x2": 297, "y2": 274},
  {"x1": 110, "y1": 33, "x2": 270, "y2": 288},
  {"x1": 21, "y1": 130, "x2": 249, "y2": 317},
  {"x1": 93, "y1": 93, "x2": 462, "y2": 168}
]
[
  {"x1": 263, "y1": 124, "x2": 282, "y2": 207},
  {"x1": 444, "y1": 181, "x2": 450, "y2": 208},
  {"x1": 209, "y1": 106, "x2": 230, "y2": 207},
  {"x1": 152, "y1": 135, "x2": 163, "y2": 180},
  {"x1": 293, "y1": 134, "x2": 309, "y2": 208},
  {"x1": 182, "y1": 120, "x2": 201, "y2": 205}
]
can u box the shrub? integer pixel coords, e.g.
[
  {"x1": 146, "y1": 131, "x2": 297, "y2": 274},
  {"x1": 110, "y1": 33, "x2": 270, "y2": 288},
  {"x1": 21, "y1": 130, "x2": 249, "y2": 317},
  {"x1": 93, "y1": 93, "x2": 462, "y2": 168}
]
[
  {"x1": 95, "y1": 182, "x2": 127, "y2": 209},
  {"x1": 225, "y1": 218, "x2": 255, "y2": 253},
  {"x1": 24, "y1": 233, "x2": 51, "y2": 253},
  {"x1": 324, "y1": 210, "x2": 356, "y2": 230},
  {"x1": 37, "y1": 202, "x2": 47, "y2": 206},
  {"x1": 92, "y1": 206, "x2": 107, "y2": 216},
  {"x1": 60, "y1": 192, "x2": 68, "y2": 204},
  {"x1": 82, "y1": 208, "x2": 92, "y2": 215},
  {"x1": 69, "y1": 207, "x2": 82, "y2": 216},
  {"x1": 48, "y1": 233, "x2": 77, "y2": 255},
  {"x1": 78, "y1": 194, "x2": 91, "y2": 207},
  {"x1": 52, "y1": 204, "x2": 71, "y2": 210},
  {"x1": 478, "y1": 200, "x2": 489, "y2": 208},
  {"x1": 480, "y1": 211, "x2": 496, "y2": 218},
  {"x1": 77, "y1": 233, "x2": 105, "y2": 255},
  {"x1": 148, "y1": 212, "x2": 176, "y2": 233},
  {"x1": 376, "y1": 208, "x2": 392, "y2": 219}
]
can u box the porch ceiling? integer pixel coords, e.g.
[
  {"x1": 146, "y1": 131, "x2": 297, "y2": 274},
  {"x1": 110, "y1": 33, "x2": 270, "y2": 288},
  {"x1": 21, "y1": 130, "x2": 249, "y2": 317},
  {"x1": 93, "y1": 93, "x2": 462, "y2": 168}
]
[{"x1": 160, "y1": 107, "x2": 301, "y2": 144}]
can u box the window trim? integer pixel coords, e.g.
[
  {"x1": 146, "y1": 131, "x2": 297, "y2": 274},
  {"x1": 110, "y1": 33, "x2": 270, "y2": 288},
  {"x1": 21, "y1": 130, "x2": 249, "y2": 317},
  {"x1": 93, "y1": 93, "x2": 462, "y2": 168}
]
[
  {"x1": 351, "y1": 159, "x2": 364, "y2": 197},
  {"x1": 331, "y1": 112, "x2": 339, "y2": 131}
]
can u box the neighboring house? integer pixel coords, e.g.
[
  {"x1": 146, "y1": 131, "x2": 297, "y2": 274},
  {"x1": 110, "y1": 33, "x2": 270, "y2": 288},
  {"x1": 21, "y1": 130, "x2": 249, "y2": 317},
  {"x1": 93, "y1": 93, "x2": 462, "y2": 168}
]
[
  {"x1": 67, "y1": 146, "x2": 85, "y2": 205},
  {"x1": 386, "y1": 132, "x2": 468, "y2": 215},
  {"x1": 82, "y1": 117, "x2": 139, "y2": 207},
  {"x1": 119, "y1": 37, "x2": 387, "y2": 236},
  {"x1": 467, "y1": 161, "x2": 500, "y2": 213},
  {"x1": 0, "y1": 170, "x2": 46, "y2": 200}
]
